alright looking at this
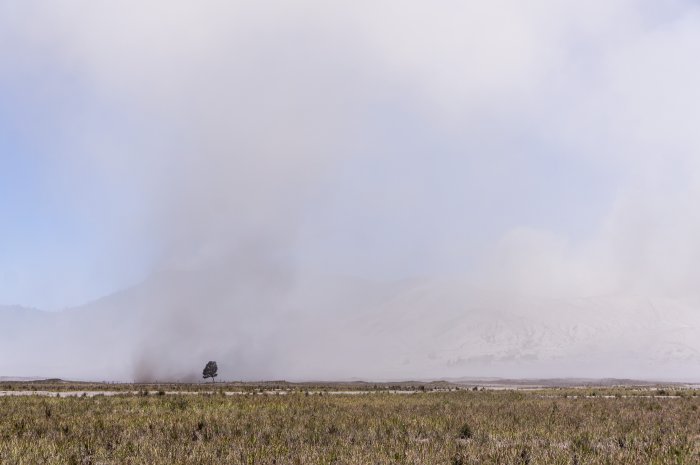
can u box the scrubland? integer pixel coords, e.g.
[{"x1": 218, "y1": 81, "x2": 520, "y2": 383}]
[{"x1": 1, "y1": 387, "x2": 698, "y2": 464}]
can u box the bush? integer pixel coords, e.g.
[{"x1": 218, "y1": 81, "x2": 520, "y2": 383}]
[{"x1": 458, "y1": 423, "x2": 472, "y2": 439}]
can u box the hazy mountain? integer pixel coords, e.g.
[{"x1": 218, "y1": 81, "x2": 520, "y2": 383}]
[{"x1": 2, "y1": 271, "x2": 699, "y2": 381}]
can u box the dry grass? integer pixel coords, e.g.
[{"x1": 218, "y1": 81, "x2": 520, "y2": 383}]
[{"x1": 1, "y1": 389, "x2": 699, "y2": 464}]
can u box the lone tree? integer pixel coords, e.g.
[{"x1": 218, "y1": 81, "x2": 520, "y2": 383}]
[{"x1": 202, "y1": 361, "x2": 218, "y2": 383}]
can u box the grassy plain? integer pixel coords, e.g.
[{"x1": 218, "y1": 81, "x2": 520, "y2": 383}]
[{"x1": 1, "y1": 385, "x2": 699, "y2": 464}]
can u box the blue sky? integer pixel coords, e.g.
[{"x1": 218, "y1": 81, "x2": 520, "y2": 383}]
[{"x1": 2, "y1": 0, "x2": 700, "y2": 310}]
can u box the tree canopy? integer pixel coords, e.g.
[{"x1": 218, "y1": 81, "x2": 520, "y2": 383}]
[{"x1": 202, "y1": 361, "x2": 218, "y2": 382}]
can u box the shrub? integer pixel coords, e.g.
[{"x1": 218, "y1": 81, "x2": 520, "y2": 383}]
[{"x1": 458, "y1": 423, "x2": 473, "y2": 439}]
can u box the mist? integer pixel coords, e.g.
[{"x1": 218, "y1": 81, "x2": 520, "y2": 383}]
[{"x1": 2, "y1": 0, "x2": 700, "y2": 381}]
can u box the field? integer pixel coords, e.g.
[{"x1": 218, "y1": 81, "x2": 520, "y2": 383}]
[{"x1": 1, "y1": 384, "x2": 699, "y2": 464}]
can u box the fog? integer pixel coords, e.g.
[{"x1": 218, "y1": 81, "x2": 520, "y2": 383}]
[{"x1": 1, "y1": 0, "x2": 700, "y2": 381}]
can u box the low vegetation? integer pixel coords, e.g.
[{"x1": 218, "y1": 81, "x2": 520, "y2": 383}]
[{"x1": 0, "y1": 387, "x2": 698, "y2": 464}]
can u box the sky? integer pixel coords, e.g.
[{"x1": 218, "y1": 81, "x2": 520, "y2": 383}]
[{"x1": 2, "y1": 0, "x2": 700, "y2": 313}]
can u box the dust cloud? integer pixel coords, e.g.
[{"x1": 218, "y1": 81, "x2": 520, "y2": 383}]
[{"x1": 2, "y1": 1, "x2": 700, "y2": 381}]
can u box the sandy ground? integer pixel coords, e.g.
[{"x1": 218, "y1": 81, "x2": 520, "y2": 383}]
[{"x1": 0, "y1": 389, "x2": 430, "y2": 397}]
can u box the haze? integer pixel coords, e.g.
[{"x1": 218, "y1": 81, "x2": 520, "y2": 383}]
[{"x1": 1, "y1": 0, "x2": 700, "y2": 382}]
